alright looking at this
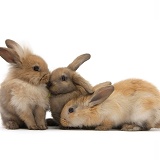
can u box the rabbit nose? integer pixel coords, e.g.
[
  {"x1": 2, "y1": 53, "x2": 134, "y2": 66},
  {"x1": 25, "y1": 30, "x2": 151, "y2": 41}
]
[{"x1": 47, "y1": 81, "x2": 52, "y2": 88}]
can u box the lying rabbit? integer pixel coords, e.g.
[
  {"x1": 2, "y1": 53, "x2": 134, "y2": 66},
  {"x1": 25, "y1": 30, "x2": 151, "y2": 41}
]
[
  {"x1": 0, "y1": 39, "x2": 50, "y2": 130},
  {"x1": 60, "y1": 79, "x2": 160, "y2": 131},
  {"x1": 47, "y1": 53, "x2": 94, "y2": 125}
]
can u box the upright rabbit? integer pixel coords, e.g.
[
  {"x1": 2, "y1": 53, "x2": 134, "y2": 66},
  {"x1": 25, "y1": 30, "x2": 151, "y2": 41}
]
[
  {"x1": 60, "y1": 79, "x2": 160, "y2": 131},
  {"x1": 0, "y1": 39, "x2": 50, "y2": 130},
  {"x1": 48, "y1": 54, "x2": 94, "y2": 125}
]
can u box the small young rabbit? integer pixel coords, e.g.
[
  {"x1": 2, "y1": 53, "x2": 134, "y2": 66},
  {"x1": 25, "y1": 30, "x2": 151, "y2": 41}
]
[
  {"x1": 0, "y1": 39, "x2": 50, "y2": 130},
  {"x1": 60, "y1": 79, "x2": 160, "y2": 131},
  {"x1": 47, "y1": 54, "x2": 94, "y2": 125}
]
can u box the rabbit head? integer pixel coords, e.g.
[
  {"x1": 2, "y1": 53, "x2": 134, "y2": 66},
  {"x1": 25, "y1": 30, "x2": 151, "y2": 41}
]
[
  {"x1": 0, "y1": 39, "x2": 50, "y2": 85},
  {"x1": 48, "y1": 53, "x2": 93, "y2": 95},
  {"x1": 60, "y1": 85, "x2": 114, "y2": 128}
]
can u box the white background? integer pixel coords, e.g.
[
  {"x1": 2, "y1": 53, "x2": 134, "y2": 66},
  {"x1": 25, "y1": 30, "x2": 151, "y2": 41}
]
[{"x1": 0, "y1": 0, "x2": 160, "y2": 160}]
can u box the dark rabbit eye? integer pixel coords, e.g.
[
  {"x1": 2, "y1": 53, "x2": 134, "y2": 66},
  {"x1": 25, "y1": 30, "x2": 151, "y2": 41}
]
[
  {"x1": 61, "y1": 75, "x2": 67, "y2": 81},
  {"x1": 68, "y1": 107, "x2": 74, "y2": 113},
  {"x1": 33, "y1": 66, "x2": 40, "y2": 71}
]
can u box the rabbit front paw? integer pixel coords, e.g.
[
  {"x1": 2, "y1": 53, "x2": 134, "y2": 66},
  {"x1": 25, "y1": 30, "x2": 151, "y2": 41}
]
[
  {"x1": 37, "y1": 124, "x2": 48, "y2": 130},
  {"x1": 27, "y1": 124, "x2": 39, "y2": 130}
]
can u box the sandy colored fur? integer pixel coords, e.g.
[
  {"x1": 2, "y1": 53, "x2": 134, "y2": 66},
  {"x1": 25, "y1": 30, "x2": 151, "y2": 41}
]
[
  {"x1": 114, "y1": 79, "x2": 160, "y2": 96},
  {"x1": 61, "y1": 79, "x2": 160, "y2": 130},
  {"x1": 0, "y1": 39, "x2": 50, "y2": 130}
]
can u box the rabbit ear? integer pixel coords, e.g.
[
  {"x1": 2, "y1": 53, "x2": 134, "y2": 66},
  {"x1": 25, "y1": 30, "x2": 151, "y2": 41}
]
[
  {"x1": 5, "y1": 39, "x2": 24, "y2": 56},
  {"x1": 67, "y1": 53, "x2": 91, "y2": 71},
  {"x1": 0, "y1": 47, "x2": 21, "y2": 64},
  {"x1": 93, "y1": 81, "x2": 112, "y2": 90},
  {"x1": 88, "y1": 85, "x2": 114, "y2": 107},
  {"x1": 72, "y1": 73, "x2": 94, "y2": 94}
]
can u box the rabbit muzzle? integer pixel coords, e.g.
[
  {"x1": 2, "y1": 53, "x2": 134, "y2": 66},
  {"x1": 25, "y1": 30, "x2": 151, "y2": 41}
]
[
  {"x1": 60, "y1": 118, "x2": 69, "y2": 127},
  {"x1": 40, "y1": 73, "x2": 50, "y2": 84}
]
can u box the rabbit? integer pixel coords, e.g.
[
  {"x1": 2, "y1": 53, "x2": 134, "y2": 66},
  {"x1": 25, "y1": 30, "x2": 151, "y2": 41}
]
[
  {"x1": 47, "y1": 53, "x2": 95, "y2": 125},
  {"x1": 0, "y1": 39, "x2": 50, "y2": 130},
  {"x1": 60, "y1": 78, "x2": 160, "y2": 131}
]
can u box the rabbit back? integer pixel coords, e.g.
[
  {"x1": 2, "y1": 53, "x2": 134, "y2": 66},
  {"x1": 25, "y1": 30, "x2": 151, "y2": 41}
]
[{"x1": 102, "y1": 79, "x2": 160, "y2": 128}]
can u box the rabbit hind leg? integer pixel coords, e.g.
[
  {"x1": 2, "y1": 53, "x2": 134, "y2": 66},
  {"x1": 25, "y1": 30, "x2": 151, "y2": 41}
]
[
  {"x1": 121, "y1": 123, "x2": 151, "y2": 131},
  {"x1": 1, "y1": 113, "x2": 22, "y2": 129},
  {"x1": 5, "y1": 120, "x2": 19, "y2": 129}
]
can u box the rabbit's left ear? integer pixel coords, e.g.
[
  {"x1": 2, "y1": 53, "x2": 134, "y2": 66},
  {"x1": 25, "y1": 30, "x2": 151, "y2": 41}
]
[
  {"x1": 93, "y1": 81, "x2": 112, "y2": 90},
  {"x1": 88, "y1": 85, "x2": 114, "y2": 107},
  {"x1": 0, "y1": 39, "x2": 23, "y2": 65},
  {"x1": 72, "y1": 72, "x2": 94, "y2": 94}
]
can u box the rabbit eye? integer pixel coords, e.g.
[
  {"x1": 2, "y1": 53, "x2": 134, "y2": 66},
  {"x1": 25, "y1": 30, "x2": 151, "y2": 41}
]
[
  {"x1": 68, "y1": 107, "x2": 74, "y2": 113},
  {"x1": 61, "y1": 75, "x2": 67, "y2": 81},
  {"x1": 33, "y1": 66, "x2": 40, "y2": 71}
]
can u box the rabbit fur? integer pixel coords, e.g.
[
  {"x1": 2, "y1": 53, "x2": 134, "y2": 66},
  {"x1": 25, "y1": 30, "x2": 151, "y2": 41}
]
[
  {"x1": 48, "y1": 54, "x2": 94, "y2": 125},
  {"x1": 60, "y1": 78, "x2": 160, "y2": 131},
  {"x1": 0, "y1": 39, "x2": 50, "y2": 130}
]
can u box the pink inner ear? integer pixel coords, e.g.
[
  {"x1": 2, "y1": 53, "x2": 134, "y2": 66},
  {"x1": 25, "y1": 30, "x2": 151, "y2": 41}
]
[
  {"x1": 89, "y1": 86, "x2": 114, "y2": 106},
  {"x1": 90, "y1": 89, "x2": 108, "y2": 102},
  {"x1": 7, "y1": 57, "x2": 16, "y2": 63},
  {"x1": 0, "y1": 48, "x2": 16, "y2": 63}
]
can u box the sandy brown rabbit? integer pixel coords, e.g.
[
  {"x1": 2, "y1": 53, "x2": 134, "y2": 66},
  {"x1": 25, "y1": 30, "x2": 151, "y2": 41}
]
[
  {"x1": 60, "y1": 79, "x2": 160, "y2": 131},
  {"x1": 47, "y1": 54, "x2": 94, "y2": 125},
  {"x1": 0, "y1": 39, "x2": 50, "y2": 130}
]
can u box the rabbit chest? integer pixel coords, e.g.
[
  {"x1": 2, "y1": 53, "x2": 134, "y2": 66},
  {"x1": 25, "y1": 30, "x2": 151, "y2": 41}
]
[{"x1": 2, "y1": 79, "x2": 49, "y2": 111}]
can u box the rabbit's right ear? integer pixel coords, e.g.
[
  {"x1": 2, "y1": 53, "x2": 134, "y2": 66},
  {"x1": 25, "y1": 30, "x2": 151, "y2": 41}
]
[
  {"x1": 88, "y1": 85, "x2": 114, "y2": 107},
  {"x1": 67, "y1": 53, "x2": 91, "y2": 71},
  {"x1": 72, "y1": 73, "x2": 94, "y2": 94},
  {"x1": 5, "y1": 39, "x2": 23, "y2": 55},
  {"x1": 0, "y1": 47, "x2": 21, "y2": 64}
]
